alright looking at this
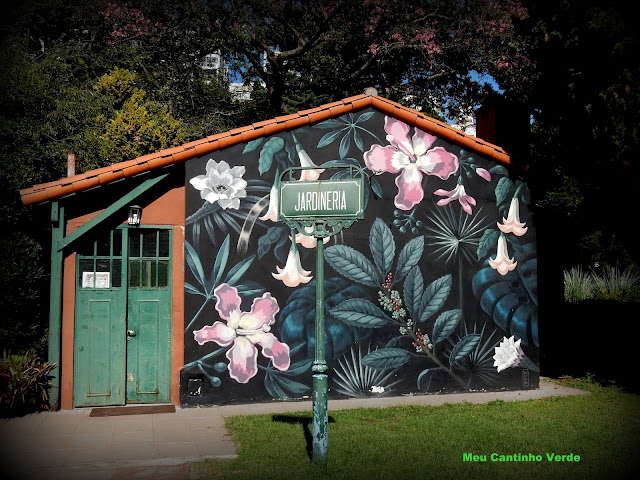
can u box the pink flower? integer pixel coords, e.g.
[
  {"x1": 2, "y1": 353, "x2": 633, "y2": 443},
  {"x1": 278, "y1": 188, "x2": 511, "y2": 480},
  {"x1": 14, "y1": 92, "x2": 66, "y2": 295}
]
[
  {"x1": 193, "y1": 284, "x2": 290, "y2": 384},
  {"x1": 488, "y1": 234, "x2": 517, "y2": 275},
  {"x1": 272, "y1": 246, "x2": 313, "y2": 287},
  {"x1": 497, "y1": 198, "x2": 528, "y2": 236},
  {"x1": 364, "y1": 117, "x2": 458, "y2": 210},
  {"x1": 475, "y1": 167, "x2": 492, "y2": 182},
  {"x1": 434, "y1": 183, "x2": 477, "y2": 215}
]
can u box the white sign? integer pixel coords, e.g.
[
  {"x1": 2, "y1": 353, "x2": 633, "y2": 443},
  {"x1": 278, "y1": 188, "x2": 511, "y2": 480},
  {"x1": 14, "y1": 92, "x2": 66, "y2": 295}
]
[{"x1": 82, "y1": 272, "x2": 110, "y2": 289}]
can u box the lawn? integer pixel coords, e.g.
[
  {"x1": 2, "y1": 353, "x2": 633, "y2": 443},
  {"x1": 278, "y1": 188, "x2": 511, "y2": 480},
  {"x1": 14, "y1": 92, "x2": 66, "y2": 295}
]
[{"x1": 192, "y1": 377, "x2": 640, "y2": 480}]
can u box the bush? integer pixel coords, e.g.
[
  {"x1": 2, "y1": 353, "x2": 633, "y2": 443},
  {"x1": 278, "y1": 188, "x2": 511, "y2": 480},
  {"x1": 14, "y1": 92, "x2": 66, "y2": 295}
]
[
  {"x1": 0, "y1": 350, "x2": 55, "y2": 417},
  {"x1": 564, "y1": 265, "x2": 640, "y2": 303},
  {"x1": 563, "y1": 266, "x2": 594, "y2": 303}
]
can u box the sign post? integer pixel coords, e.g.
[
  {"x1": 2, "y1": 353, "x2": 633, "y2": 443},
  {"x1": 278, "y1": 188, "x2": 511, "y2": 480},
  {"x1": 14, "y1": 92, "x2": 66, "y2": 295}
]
[{"x1": 277, "y1": 166, "x2": 365, "y2": 466}]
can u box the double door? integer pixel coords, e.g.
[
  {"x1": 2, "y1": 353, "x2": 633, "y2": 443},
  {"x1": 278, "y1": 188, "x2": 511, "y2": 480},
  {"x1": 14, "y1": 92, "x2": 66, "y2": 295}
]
[{"x1": 74, "y1": 227, "x2": 171, "y2": 406}]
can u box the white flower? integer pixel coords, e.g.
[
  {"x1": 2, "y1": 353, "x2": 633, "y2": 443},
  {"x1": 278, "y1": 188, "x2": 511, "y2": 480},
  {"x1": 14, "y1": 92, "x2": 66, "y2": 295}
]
[
  {"x1": 189, "y1": 159, "x2": 247, "y2": 209},
  {"x1": 371, "y1": 386, "x2": 385, "y2": 394},
  {"x1": 296, "y1": 143, "x2": 324, "y2": 181},
  {"x1": 272, "y1": 245, "x2": 313, "y2": 287},
  {"x1": 493, "y1": 336, "x2": 524, "y2": 372},
  {"x1": 292, "y1": 226, "x2": 330, "y2": 249},
  {"x1": 488, "y1": 234, "x2": 517, "y2": 275},
  {"x1": 497, "y1": 198, "x2": 528, "y2": 236},
  {"x1": 259, "y1": 184, "x2": 279, "y2": 222}
]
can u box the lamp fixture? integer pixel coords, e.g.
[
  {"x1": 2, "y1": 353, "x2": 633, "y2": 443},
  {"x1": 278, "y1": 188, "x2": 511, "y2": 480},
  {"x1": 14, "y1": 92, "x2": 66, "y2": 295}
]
[{"x1": 128, "y1": 205, "x2": 142, "y2": 226}]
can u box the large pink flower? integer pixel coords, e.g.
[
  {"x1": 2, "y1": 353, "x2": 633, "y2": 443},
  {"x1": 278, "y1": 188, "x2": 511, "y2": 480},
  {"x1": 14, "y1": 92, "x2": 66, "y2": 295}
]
[
  {"x1": 193, "y1": 284, "x2": 290, "y2": 383},
  {"x1": 364, "y1": 117, "x2": 459, "y2": 210}
]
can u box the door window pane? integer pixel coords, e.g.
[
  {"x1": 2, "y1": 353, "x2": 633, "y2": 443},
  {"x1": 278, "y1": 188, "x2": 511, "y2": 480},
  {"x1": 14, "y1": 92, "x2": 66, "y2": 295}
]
[
  {"x1": 129, "y1": 260, "x2": 140, "y2": 287},
  {"x1": 112, "y1": 230, "x2": 122, "y2": 257},
  {"x1": 112, "y1": 259, "x2": 122, "y2": 288},
  {"x1": 142, "y1": 231, "x2": 157, "y2": 257},
  {"x1": 157, "y1": 260, "x2": 169, "y2": 287},
  {"x1": 158, "y1": 230, "x2": 170, "y2": 257},
  {"x1": 129, "y1": 233, "x2": 141, "y2": 258}
]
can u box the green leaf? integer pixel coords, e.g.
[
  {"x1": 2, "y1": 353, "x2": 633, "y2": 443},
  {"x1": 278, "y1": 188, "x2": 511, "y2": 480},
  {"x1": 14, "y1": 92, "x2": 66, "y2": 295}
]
[
  {"x1": 417, "y1": 368, "x2": 435, "y2": 391},
  {"x1": 362, "y1": 348, "x2": 412, "y2": 370},
  {"x1": 432, "y1": 309, "x2": 462, "y2": 343},
  {"x1": 495, "y1": 177, "x2": 513, "y2": 206},
  {"x1": 339, "y1": 133, "x2": 350, "y2": 158},
  {"x1": 317, "y1": 129, "x2": 344, "y2": 148},
  {"x1": 184, "y1": 282, "x2": 204, "y2": 296},
  {"x1": 325, "y1": 245, "x2": 380, "y2": 287},
  {"x1": 477, "y1": 229, "x2": 500, "y2": 260},
  {"x1": 395, "y1": 236, "x2": 424, "y2": 281},
  {"x1": 449, "y1": 334, "x2": 481, "y2": 365},
  {"x1": 185, "y1": 241, "x2": 207, "y2": 289},
  {"x1": 403, "y1": 266, "x2": 423, "y2": 317},
  {"x1": 223, "y1": 255, "x2": 255, "y2": 286},
  {"x1": 259, "y1": 137, "x2": 284, "y2": 175},
  {"x1": 331, "y1": 298, "x2": 394, "y2": 328},
  {"x1": 242, "y1": 138, "x2": 264, "y2": 154},
  {"x1": 369, "y1": 218, "x2": 395, "y2": 277},
  {"x1": 418, "y1": 274, "x2": 452, "y2": 323},
  {"x1": 213, "y1": 235, "x2": 230, "y2": 287}
]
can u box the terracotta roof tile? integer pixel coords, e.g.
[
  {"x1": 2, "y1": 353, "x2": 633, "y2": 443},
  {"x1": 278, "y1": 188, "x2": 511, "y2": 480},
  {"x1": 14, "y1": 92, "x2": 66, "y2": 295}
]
[{"x1": 20, "y1": 93, "x2": 518, "y2": 206}]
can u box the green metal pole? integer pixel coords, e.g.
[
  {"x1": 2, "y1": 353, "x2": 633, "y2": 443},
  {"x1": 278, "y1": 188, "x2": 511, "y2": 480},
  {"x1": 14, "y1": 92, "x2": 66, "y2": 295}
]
[{"x1": 312, "y1": 228, "x2": 328, "y2": 466}]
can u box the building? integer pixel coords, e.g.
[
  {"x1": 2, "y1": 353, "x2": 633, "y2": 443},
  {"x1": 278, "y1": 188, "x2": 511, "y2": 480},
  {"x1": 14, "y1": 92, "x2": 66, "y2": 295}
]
[{"x1": 20, "y1": 90, "x2": 539, "y2": 410}]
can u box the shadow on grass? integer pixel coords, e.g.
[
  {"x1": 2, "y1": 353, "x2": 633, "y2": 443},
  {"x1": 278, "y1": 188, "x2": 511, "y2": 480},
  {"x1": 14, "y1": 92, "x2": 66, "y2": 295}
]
[{"x1": 272, "y1": 414, "x2": 336, "y2": 459}]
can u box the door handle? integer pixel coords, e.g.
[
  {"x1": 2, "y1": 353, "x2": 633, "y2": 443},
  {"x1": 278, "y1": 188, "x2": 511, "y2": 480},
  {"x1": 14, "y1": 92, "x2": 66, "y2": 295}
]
[{"x1": 127, "y1": 329, "x2": 136, "y2": 339}]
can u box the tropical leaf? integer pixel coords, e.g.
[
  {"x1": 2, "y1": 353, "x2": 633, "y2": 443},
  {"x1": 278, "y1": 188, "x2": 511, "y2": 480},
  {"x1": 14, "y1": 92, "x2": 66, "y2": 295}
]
[
  {"x1": 449, "y1": 334, "x2": 481, "y2": 366},
  {"x1": 317, "y1": 129, "x2": 344, "y2": 148},
  {"x1": 355, "y1": 111, "x2": 376, "y2": 123},
  {"x1": 495, "y1": 177, "x2": 513, "y2": 206},
  {"x1": 212, "y1": 234, "x2": 230, "y2": 287},
  {"x1": 472, "y1": 243, "x2": 538, "y2": 346},
  {"x1": 417, "y1": 368, "x2": 435, "y2": 391},
  {"x1": 259, "y1": 137, "x2": 284, "y2": 175},
  {"x1": 403, "y1": 266, "x2": 423, "y2": 318},
  {"x1": 369, "y1": 218, "x2": 395, "y2": 276},
  {"x1": 432, "y1": 309, "x2": 462, "y2": 343},
  {"x1": 184, "y1": 282, "x2": 204, "y2": 296},
  {"x1": 362, "y1": 348, "x2": 412, "y2": 370},
  {"x1": 184, "y1": 240, "x2": 207, "y2": 290},
  {"x1": 242, "y1": 138, "x2": 264, "y2": 154},
  {"x1": 331, "y1": 298, "x2": 394, "y2": 328},
  {"x1": 325, "y1": 245, "x2": 380, "y2": 287},
  {"x1": 339, "y1": 133, "x2": 350, "y2": 158},
  {"x1": 477, "y1": 229, "x2": 500, "y2": 261},
  {"x1": 395, "y1": 236, "x2": 424, "y2": 281},
  {"x1": 223, "y1": 255, "x2": 255, "y2": 286},
  {"x1": 314, "y1": 119, "x2": 345, "y2": 129},
  {"x1": 280, "y1": 278, "x2": 373, "y2": 359},
  {"x1": 418, "y1": 274, "x2": 452, "y2": 324}
]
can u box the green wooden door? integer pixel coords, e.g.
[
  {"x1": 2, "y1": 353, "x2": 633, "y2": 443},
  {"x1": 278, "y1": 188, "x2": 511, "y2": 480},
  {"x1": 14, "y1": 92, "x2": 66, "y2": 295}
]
[
  {"x1": 74, "y1": 227, "x2": 171, "y2": 407},
  {"x1": 125, "y1": 229, "x2": 172, "y2": 403},
  {"x1": 74, "y1": 229, "x2": 127, "y2": 406}
]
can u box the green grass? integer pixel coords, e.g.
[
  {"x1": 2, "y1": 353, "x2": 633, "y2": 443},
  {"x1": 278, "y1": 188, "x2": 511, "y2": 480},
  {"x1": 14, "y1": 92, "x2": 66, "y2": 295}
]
[{"x1": 192, "y1": 378, "x2": 640, "y2": 480}]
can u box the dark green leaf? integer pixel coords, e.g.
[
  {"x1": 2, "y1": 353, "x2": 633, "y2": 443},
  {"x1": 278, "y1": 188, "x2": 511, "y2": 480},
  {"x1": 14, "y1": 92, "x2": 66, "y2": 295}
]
[
  {"x1": 362, "y1": 348, "x2": 412, "y2": 370},
  {"x1": 450, "y1": 334, "x2": 481, "y2": 365},
  {"x1": 242, "y1": 138, "x2": 263, "y2": 154},
  {"x1": 404, "y1": 266, "x2": 424, "y2": 318},
  {"x1": 331, "y1": 298, "x2": 394, "y2": 328},
  {"x1": 325, "y1": 245, "x2": 380, "y2": 287},
  {"x1": 396, "y1": 236, "x2": 424, "y2": 281},
  {"x1": 369, "y1": 218, "x2": 395, "y2": 277},
  {"x1": 418, "y1": 274, "x2": 452, "y2": 323},
  {"x1": 317, "y1": 129, "x2": 344, "y2": 148},
  {"x1": 259, "y1": 137, "x2": 284, "y2": 175},
  {"x1": 477, "y1": 229, "x2": 500, "y2": 260},
  {"x1": 432, "y1": 309, "x2": 462, "y2": 343}
]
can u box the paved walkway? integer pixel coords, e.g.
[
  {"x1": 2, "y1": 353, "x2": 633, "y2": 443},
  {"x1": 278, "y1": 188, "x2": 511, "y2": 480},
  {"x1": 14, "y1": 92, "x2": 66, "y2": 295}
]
[{"x1": 0, "y1": 379, "x2": 588, "y2": 480}]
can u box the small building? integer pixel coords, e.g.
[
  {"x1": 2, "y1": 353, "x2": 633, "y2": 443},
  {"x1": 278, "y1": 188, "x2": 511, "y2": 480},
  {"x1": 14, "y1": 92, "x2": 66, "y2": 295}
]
[{"x1": 20, "y1": 91, "x2": 539, "y2": 410}]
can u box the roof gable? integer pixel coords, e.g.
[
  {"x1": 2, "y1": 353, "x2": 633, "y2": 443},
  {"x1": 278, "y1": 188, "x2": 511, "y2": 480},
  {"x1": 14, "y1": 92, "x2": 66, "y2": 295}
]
[{"x1": 20, "y1": 92, "x2": 513, "y2": 206}]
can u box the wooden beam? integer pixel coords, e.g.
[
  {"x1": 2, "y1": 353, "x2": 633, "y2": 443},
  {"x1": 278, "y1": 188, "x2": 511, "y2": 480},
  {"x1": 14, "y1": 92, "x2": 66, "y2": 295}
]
[
  {"x1": 48, "y1": 201, "x2": 64, "y2": 408},
  {"x1": 57, "y1": 172, "x2": 169, "y2": 251}
]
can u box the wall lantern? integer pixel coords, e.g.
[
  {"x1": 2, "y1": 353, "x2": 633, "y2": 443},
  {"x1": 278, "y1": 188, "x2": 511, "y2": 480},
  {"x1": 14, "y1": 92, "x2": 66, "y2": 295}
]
[{"x1": 128, "y1": 205, "x2": 142, "y2": 226}]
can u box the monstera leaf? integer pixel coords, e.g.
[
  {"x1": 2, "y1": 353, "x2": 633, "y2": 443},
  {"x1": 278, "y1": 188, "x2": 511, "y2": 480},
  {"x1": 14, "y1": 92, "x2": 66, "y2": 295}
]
[
  {"x1": 280, "y1": 278, "x2": 373, "y2": 359},
  {"x1": 472, "y1": 243, "x2": 538, "y2": 346}
]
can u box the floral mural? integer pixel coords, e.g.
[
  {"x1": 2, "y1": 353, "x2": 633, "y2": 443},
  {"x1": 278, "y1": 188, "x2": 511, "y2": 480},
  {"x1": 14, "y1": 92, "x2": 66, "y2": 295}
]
[{"x1": 182, "y1": 108, "x2": 539, "y2": 406}]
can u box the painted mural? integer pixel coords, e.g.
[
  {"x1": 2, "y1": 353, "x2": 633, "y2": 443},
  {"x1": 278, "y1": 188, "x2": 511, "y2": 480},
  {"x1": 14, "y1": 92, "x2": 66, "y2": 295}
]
[{"x1": 182, "y1": 108, "x2": 539, "y2": 406}]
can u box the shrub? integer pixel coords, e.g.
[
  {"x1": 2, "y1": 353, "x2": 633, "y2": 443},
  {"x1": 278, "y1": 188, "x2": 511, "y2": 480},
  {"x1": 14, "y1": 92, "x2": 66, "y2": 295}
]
[
  {"x1": 0, "y1": 350, "x2": 55, "y2": 417},
  {"x1": 592, "y1": 265, "x2": 640, "y2": 302},
  {"x1": 563, "y1": 267, "x2": 594, "y2": 303}
]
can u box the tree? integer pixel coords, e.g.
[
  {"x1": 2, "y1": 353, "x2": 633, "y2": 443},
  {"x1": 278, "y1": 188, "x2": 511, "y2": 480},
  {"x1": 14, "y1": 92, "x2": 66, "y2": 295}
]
[{"x1": 522, "y1": 0, "x2": 639, "y2": 267}]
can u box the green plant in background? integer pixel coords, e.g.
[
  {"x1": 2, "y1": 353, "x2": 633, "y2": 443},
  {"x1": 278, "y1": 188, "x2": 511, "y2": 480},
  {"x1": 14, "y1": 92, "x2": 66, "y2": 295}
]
[
  {"x1": 563, "y1": 265, "x2": 640, "y2": 303},
  {"x1": 0, "y1": 350, "x2": 56, "y2": 417},
  {"x1": 563, "y1": 267, "x2": 594, "y2": 303},
  {"x1": 592, "y1": 265, "x2": 640, "y2": 301}
]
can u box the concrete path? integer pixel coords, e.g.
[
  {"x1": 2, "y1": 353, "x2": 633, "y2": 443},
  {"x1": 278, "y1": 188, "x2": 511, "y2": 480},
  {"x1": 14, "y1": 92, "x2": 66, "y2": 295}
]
[{"x1": 0, "y1": 379, "x2": 588, "y2": 480}]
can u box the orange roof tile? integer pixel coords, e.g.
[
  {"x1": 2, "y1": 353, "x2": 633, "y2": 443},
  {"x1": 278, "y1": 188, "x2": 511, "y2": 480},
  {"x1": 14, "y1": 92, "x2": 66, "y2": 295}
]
[{"x1": 20, "y1": 93, "x2": 517, "y2": 206}]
